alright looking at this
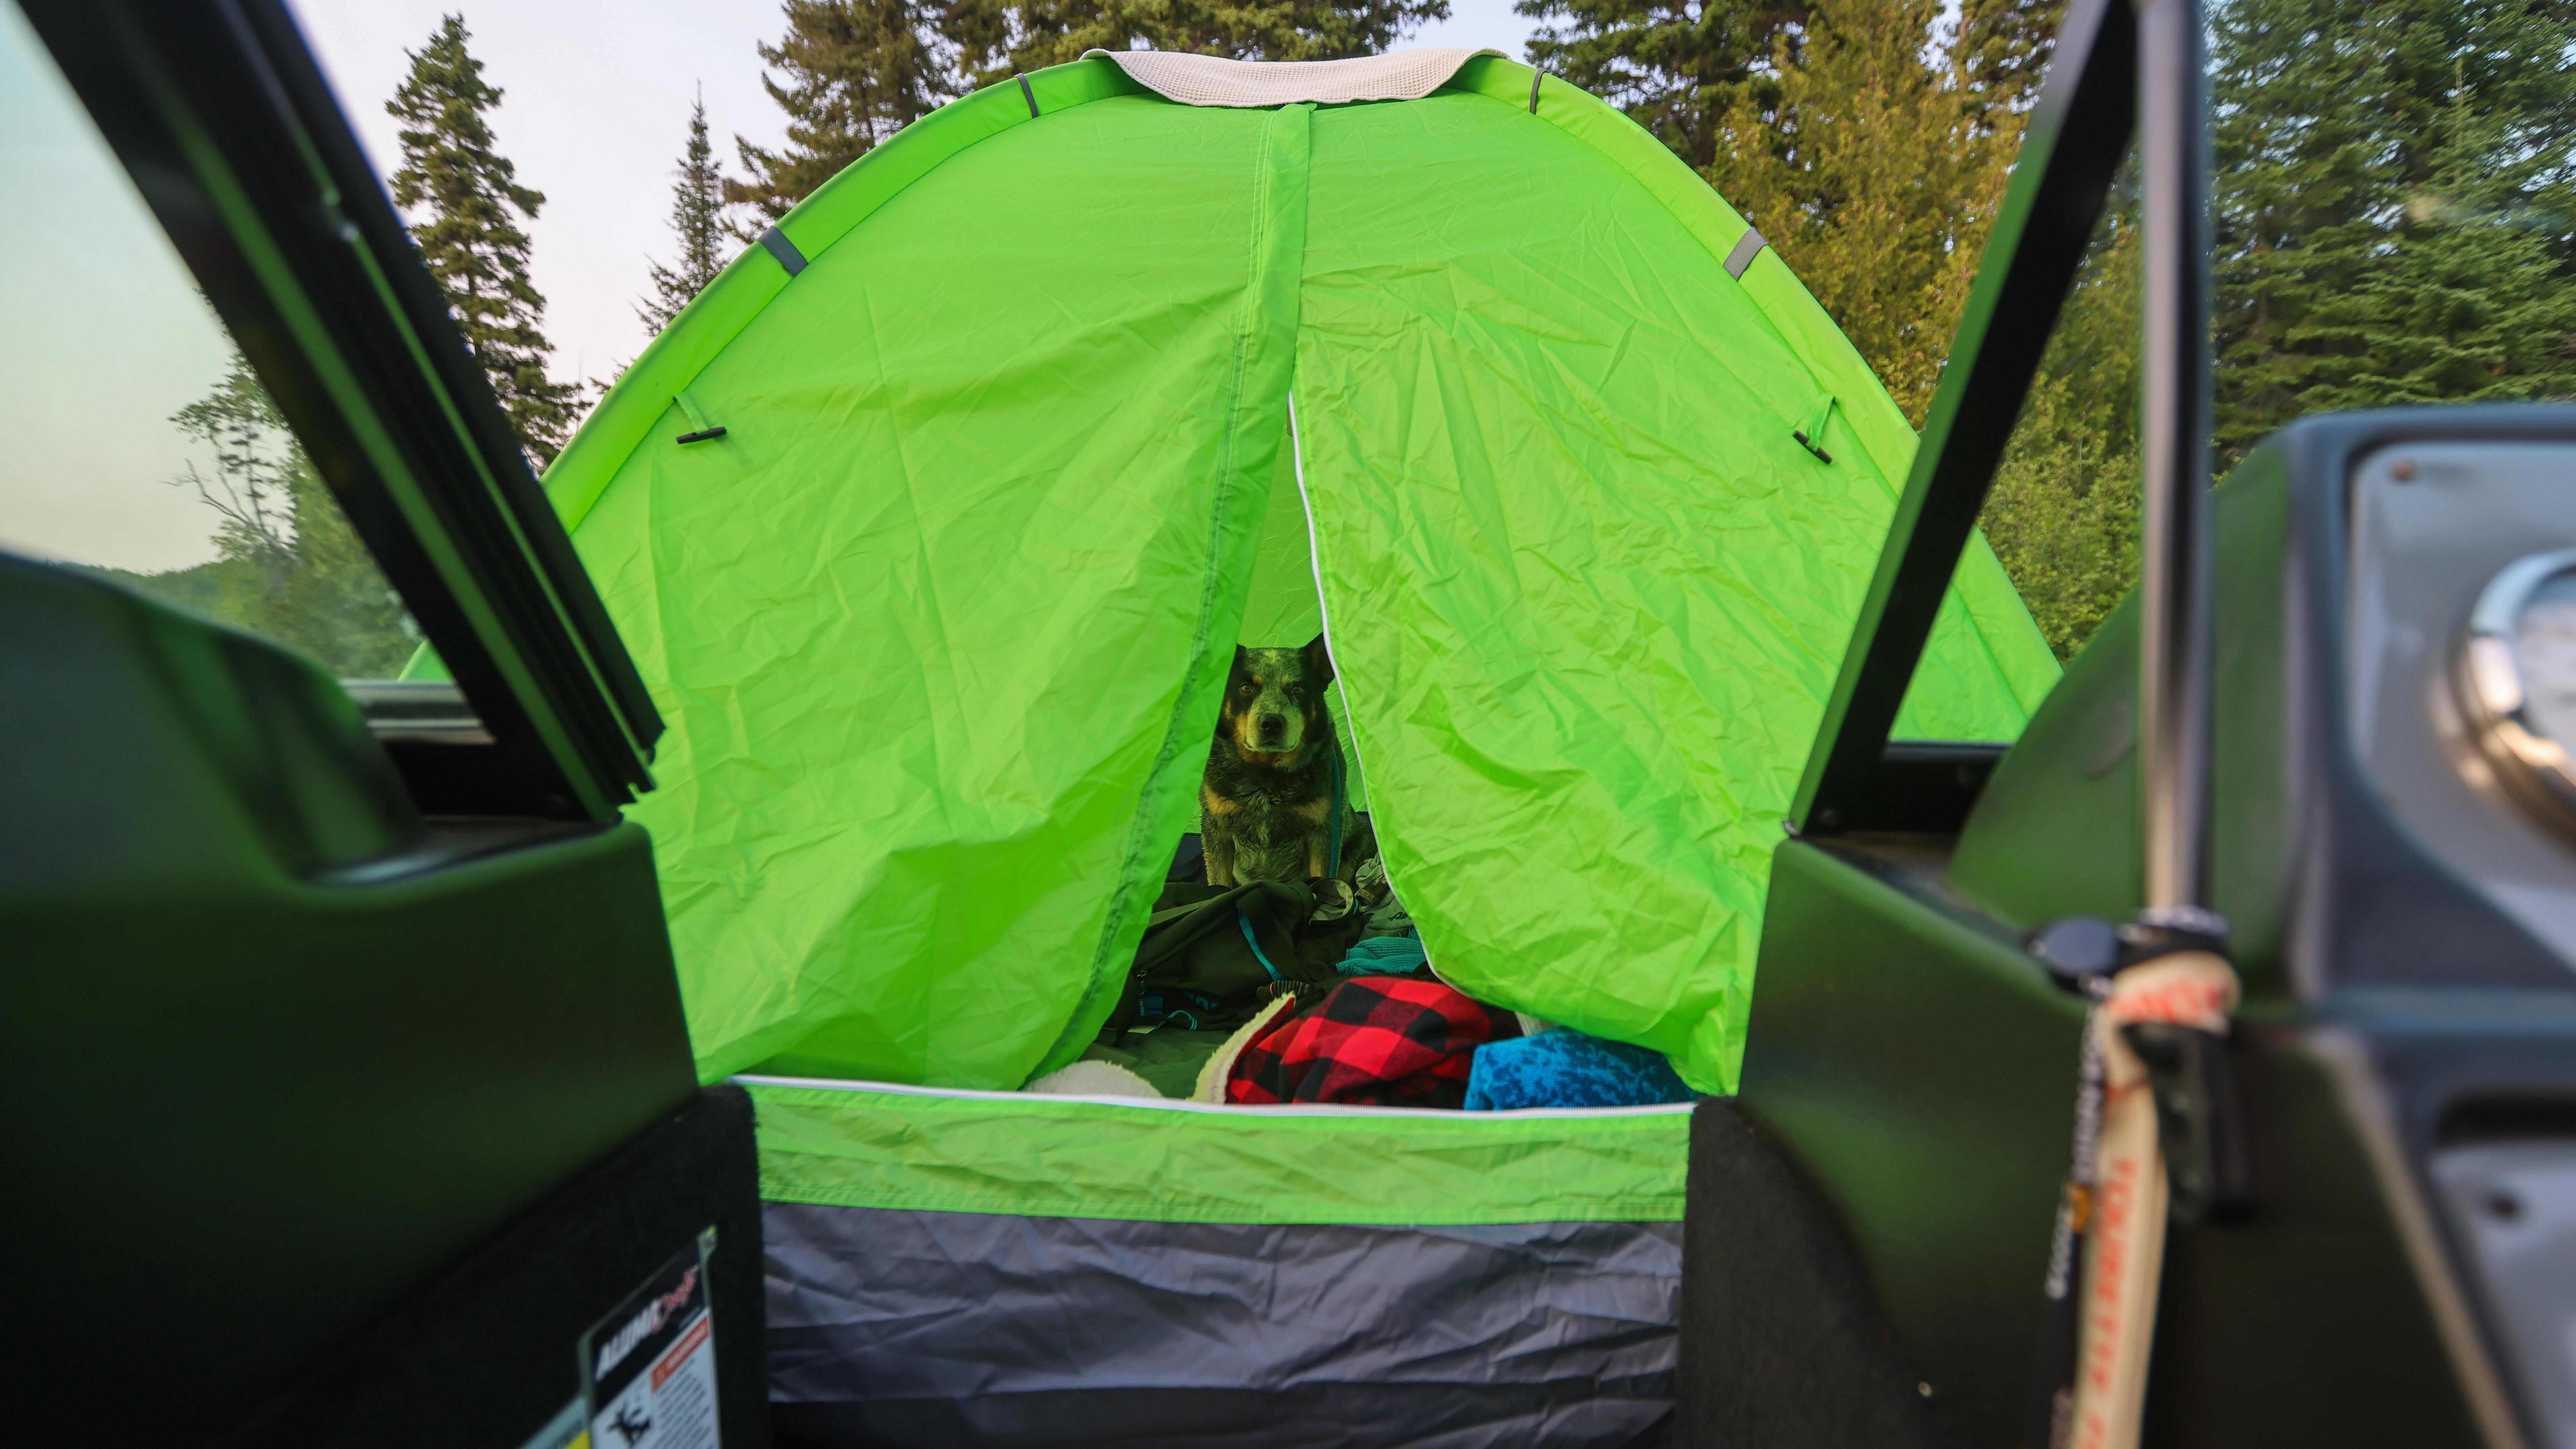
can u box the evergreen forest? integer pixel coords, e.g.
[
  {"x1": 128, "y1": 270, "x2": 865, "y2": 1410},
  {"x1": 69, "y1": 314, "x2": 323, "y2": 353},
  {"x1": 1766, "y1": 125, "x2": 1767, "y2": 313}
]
[
  {"x1": 105, "y1": 0, "x2": 2576, "y2": 675},
  {"x1": 1536, "y1": 0, "x2": 2576, "y2": 658}
]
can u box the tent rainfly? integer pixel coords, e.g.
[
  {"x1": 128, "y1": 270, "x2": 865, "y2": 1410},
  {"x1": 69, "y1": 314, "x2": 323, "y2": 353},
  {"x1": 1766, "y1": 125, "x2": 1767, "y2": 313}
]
[{"x1": 484, "y1": 47, "x2": 2060, "y2": 1447}]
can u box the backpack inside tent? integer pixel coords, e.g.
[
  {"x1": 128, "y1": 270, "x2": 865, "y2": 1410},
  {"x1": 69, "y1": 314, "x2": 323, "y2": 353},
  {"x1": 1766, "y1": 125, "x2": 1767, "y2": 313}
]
[{"x1": 442, "y1": 47, "x2": 2058, "y2": 1447}]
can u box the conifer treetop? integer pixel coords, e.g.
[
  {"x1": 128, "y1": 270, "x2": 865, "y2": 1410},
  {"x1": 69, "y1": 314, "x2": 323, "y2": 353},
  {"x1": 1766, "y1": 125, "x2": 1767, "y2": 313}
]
[
  {"x1": 945, "y1": 0, "x2": 1452, "y2": 87},
  {"x1": 725, "y1": 0, "x2": 1456, "y2": 226},
  {"x1": 726, "y1": 0, "x2": 951, "y2": 228},
  {"x1": 387, "y1": 13, "x2": 578, "y2": 468},
  {"x1": 2210, "y1": 0, "x2": 2576, "y2": 465},
  {"x1": 1706, "y1": 0, "x2": 2058, "y2": 425},
  {"x1": 1516, "y1": 0, "x2": 1812, "y2": 172},
  {"x1": 642, "y1": 89, "x2": 731, "y2": 334}
]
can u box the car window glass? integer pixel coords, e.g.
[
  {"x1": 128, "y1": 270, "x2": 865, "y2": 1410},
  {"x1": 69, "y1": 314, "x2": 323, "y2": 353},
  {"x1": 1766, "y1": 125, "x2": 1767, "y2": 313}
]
[
  {"x1": 1972, "y1": 166, "x2": 2141, "y2": 668},
  {"x1": 1977, "y1": 1, "x2": 2576, "y2": 668},
  {"x1": 0, "y1": 0, "x2": 419, "y2": 680}
]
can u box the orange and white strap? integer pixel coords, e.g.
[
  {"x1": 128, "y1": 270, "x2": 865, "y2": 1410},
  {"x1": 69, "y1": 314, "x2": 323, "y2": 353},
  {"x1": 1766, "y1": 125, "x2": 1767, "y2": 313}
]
[{"x1": 2065, "y1": 951, "x2": 2239, "y2": 1449}]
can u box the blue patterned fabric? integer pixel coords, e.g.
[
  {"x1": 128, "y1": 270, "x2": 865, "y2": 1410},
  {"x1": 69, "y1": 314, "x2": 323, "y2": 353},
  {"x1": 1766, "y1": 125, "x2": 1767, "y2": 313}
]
[{"x1": 1463, "y1": 1029, "x2": 1693, "y2": 1111}]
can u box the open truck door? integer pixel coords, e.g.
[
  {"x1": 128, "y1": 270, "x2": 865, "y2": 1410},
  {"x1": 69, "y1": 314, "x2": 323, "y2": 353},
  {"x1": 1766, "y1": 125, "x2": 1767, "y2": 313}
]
[
  {"x1": 0, "y1": 1, "x2": 766, "y2": 1442},
  {"x1": 1684, "y1": 2, "x2": 2576, "y2": 1446}
]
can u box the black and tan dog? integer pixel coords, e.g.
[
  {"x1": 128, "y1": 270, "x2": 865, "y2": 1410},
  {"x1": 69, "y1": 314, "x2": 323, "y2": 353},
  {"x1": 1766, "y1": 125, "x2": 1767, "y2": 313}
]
[{"x1": 1201, "y1": 634, "x2": 1359, "y2": 886}]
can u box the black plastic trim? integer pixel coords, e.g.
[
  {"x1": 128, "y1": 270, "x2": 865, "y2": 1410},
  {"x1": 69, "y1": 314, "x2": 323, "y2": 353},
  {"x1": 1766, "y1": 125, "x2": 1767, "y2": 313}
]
[
  {"x1": 1810, "y1": 740, "x2": 2010, "y2": 835},
  {"x1": 1793, "y1": 0, "x2": 2137, "y2": 836}
]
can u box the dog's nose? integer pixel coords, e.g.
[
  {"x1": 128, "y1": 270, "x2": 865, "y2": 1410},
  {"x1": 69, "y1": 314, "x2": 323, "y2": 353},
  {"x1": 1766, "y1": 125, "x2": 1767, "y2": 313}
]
[{"x1": 1257, "y1": 714, "x2": 1287, "y2": 742}]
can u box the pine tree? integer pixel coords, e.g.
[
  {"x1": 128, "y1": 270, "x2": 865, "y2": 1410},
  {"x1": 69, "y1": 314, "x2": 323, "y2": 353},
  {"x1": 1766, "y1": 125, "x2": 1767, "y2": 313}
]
[
  {"x1": 1515, "y1": 0, "x2": 1811, "y2": 172},
  {"x1": 945, "y1": 0, "x2": 1449, "y2": 84},
  {"x1": 1985, "y1": 0, "x2": 2576, "y2": 660},
  {"x1": 387, "y1": 14, "x2": 579, "y2": 468},
  {"x1": 1979, "y1": 201, "x2": 2140, "y2": 658},
  {"x1": 727, "y1": 0, "x2": 950, "y2": 226},
  {"x1": 1710, "y1": 0, "x2": 2059, "y2": 424},
  {"x1": 2210, "y1": 0, "x2": 2576, "y2": 466},
  {"x1": 169, "y1": 354, "x2": 298, "y2": 607},
  {"x1": 1951, "y1": 0, "x2": 2062, "y2": 121},
  {"x1": 1937, "y1": 0, "x2": 2063, "y2": 324},
  {"x1": 1712, "y1": 0, "x2": 1961, "y2": 422},
  {"x1": 147, "y1": 352, "x2": 416, "y2": 677},
  {"x1": 641, "y1": 90, "x2": 731, "y2": 334}
]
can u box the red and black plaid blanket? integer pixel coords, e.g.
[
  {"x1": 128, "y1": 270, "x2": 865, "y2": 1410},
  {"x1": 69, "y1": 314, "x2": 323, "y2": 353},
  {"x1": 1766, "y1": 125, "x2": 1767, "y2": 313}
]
[{"x1": 1224, "y1": 977, "x2": 1520, "y2": 1108}]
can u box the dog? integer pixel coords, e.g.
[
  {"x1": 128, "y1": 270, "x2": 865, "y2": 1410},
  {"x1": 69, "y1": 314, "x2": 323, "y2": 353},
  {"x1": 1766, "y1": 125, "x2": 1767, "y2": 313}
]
[{"x1": 1200, "y1": 634, "x2": 1359, "y2": 886}]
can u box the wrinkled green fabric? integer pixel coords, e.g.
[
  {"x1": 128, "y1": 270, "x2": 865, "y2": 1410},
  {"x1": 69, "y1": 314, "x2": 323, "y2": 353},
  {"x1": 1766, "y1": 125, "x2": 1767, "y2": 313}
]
[
  {"x1": 1236, "y1": 415, "x2": 1326, "y2": 648},
  {"x1": 564, "y1": 97, "x2": 1307, "y2": 1087},
  {"x1": 538, "y1": 54, "x2": 2056, "y2": 1095},
  {"x1": 749, "y1": 1081, "x2": 1691, "y2": 1223},
  {"x1": 1292, "y1": 93, "x2": 2052, "y2": 1092}
]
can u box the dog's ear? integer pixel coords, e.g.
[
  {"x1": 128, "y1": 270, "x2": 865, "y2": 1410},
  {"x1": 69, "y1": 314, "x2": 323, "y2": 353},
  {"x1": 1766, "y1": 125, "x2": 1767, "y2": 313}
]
[
  {"x1": 1231, "y1": 644, "x2": 1251, "y2": 677},
  {"x1": 1302, "y1": 632, "x2": 1334, "y2": 689}
]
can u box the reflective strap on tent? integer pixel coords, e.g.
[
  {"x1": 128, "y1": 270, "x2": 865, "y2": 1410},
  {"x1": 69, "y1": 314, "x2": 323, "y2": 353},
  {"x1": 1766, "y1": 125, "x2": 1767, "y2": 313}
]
[
  {"x1": 758, "y1": 226, "x2": 807, "y2": 277},
  {"x1": 1723, "y1": 227, "x2": 1767, "y2": 279}
]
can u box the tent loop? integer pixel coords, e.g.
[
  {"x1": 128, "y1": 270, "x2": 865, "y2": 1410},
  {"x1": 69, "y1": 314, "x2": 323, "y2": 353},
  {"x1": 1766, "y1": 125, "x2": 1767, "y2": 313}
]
[
  {"x1": 1016, "y1": 73, "x2": 1039, "y2": 117},
  {"x1": 672, "y1": 390, "x2": 726, "y2": 446},
  {"x1": 758, "y1": 226, "x2": 808, "y2": 278},
  {"x1": 1793, "y1": 394, "x2": 1838, "y2": 464},
  {"x1": 1528, "y1": 67, "x2": 1543, "y2": 113},
  {"x1": 1722, "y1": 227, "x2": 1767, "y2": 280}
]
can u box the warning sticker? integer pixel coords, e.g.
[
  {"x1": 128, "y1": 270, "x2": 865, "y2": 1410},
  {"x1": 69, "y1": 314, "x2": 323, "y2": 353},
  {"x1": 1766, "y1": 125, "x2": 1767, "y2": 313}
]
[{"x1": 581, "y1": 1228, "x2": 721, "y2": 1449}]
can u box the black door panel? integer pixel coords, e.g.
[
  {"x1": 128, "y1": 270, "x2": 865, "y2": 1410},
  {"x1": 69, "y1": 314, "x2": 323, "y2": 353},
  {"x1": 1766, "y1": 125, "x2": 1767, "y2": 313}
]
[
  {"x1": 1737, "y1": 839, "x2": 2080, "y2": 1444},
  {"x1": 1, "y1": 509, "x2": 698, "y2": 1438}
]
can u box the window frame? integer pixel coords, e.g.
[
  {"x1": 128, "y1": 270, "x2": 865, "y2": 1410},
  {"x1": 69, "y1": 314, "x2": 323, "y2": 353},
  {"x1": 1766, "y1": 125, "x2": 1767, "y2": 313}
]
[
  {"x1": 18, "y1": 0, "x2": 659, "y2": 820},
  {"x1": 1789, "y1": 0, "x2": 2140, "y2": 836}
]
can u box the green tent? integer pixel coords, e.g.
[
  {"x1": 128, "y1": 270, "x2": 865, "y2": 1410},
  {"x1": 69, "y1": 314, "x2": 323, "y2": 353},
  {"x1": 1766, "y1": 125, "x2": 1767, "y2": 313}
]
[{"x1": 479, "y1": 47, "x2": 2056, "y2": 1443}]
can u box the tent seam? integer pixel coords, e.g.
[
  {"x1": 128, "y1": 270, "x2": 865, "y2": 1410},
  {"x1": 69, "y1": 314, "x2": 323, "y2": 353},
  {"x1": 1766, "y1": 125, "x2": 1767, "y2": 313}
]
[
  {"x1": 1284, "y1": 392, "x2": 1440, "y2": 979},
  {"x1": 750, "y1": 1182, "x2": 1687, "y2": 1225},
  {"x1": 1033, "y1": 102, "x2": 1313, "y2": 1078}
]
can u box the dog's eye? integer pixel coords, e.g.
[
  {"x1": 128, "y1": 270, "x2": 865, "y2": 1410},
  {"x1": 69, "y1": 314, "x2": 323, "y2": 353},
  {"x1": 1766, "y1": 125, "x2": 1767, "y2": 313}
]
[
  {"x1": 1284, "y1": 684, "x2": 1303, "y2": 699},
  {"x1": 1236, "y1": 683, "x2": 1257, "y2": 696}
]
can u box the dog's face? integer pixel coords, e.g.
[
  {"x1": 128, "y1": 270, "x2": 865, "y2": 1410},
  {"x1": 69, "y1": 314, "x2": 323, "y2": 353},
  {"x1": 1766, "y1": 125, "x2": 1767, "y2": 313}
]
[{"x1": 1221, "y1": 634, "x2": 1334, "y2": 762}]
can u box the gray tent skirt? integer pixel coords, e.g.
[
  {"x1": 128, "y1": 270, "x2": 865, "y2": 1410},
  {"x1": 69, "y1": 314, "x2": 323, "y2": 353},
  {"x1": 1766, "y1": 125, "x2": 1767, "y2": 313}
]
[
  {"x1": 765, "y1": 1206, "x2": 1681, "y2": 1447},
  {"x1": 743, "y1": 1076, "x2": 1690, "y2": 1447}
]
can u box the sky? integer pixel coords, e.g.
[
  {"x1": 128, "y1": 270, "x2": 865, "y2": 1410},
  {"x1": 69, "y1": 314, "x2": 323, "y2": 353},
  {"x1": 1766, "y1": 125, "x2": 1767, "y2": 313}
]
[
  {"x1": 0, "y1": 0, "x2": 1539, "y2": 575},
  {"x1": 0, "y1": 1, "x2": 242, "y2": 572}
]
